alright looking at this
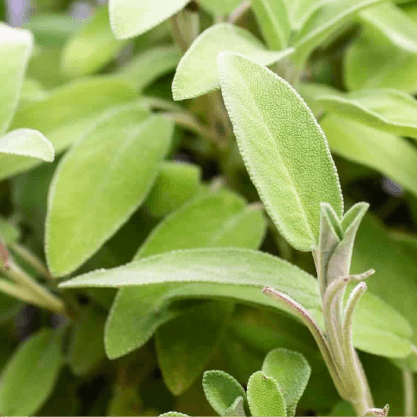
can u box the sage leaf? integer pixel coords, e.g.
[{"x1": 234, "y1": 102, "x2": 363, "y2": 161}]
[
  {"x1": 262, "y1": 348, "x2": 311, "y2": 416},
  {"x1": 251, "y1": 0, "x2": 291, "y2": 50},
  {"x1": 0, "y1": 23, "x2": 33, "y2": 135},
  {"x1": 155, "y1": 301, "x2": 234, "y2": 395},
  {"x1": 144, "y1": 161, "x2": 202, "y2": 218},
  {"x1": 62, "y1": 6, "x2": 127, "y2": 77},
  {"x1": 198, "y1": 0, "x2": 242, "y2": 16},
  {"x1": 202, "y1": 370, "x2": 247, "y2": 415},
  {"x1": 218, "y1": 53, "x2": 343, "y2": 251},
  {"x1": 46, "y1": 109, "x2": 172, "y2": 277},
  {"x1": 224, "y1": 396, "x2": 246, "y2": 416},
  {"x1": 109, "y1": 0, "x2": 190, "y2": 39},
  {"x1": 0, "y1": 329, "x2": 62, "y2": 415},
  {"x1": 247, "y1": 371, "x2": 286, "y2": 417},
  {"x1": 172, "y1": 24, "x2": 293, "y2": 101},
  {"x1": 320, "y1": 114, "x2": 417, "y2": 198},
  {"x1": 345, "y1": 3, "x2": 417, "y2": 93},
  {"x1": 160, "y1": 413, "x2": 190, "y2": 417}
]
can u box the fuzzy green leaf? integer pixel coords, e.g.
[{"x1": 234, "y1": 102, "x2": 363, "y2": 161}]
[
  {"x1": 218, "y1": 53, "x2": 343, "y2": 251},
  {"x1": 224, "y1": 396, "x2": 246, "y2": 416},
  {"x1": 160, "y1": 413, "x2": 190, "y2": 417},
  {"x1": 144, "y1": 161, "x2": 201, "y2": 218},
  {"x1": 320, "y1": 114, "x2": 417, "y2": 198},
  {"x1": 247, "y1": 371, "x2": 286, "y2": 417},
  {"x1": 109, "y1": 0, "x2": 190, "y2": 39},
  {"x1": 105, "y1": 191, "x2": 267, "y2": 359},
  {"x1": 345, "y1": 3, "x2": 417, "y2": 93},
  {"x1": 0, "y1": 23, "x2": 33, "y2": 135},
  {"x1": 172, "y1": 24, "x2": 293, "y2": 100},
  {"x1": 202, "y1": 370, "x2": 247, "y2": 415},
  {"x1": 198, "y1": 0, "x2": 242, "y2": 16},
  {"x1": 62, "y1": 6, "x2": 127, "y2": 77},
  {"x1": 262, "y1": 348, "x2": 311, "y2": 416},
  {"x1": 0, "y1": 329, "x2": 62, "y2": 415},
  {"x1": 46, "y1": 109, "x2": 172, "y2": 277}
]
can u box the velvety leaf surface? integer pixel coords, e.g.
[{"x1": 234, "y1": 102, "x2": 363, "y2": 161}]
[
  {"x1": 0, "y1": 329, "x2": 62, "y2": 415},
  {"x1": 262, "y1": 348, "x2": 311, "y2": 416},
  {"x1": 144, "y1": 161, "x2": 201, "y2": 218},
  {"x1": 155, "y1": 301, "x2": 233, "y2": 395},
  {"x1": 320, "y1": 114, "x2": 417, "y2": 197},
  {"x1": 218, "y1": 53, "x2": 343, "y2": 251},
  {"x1": 345, "y1": 3, "x2": 417, "y2": 93},
  {"x1": 109, "y1": 0, "x2": 190, "y2": 39},
  {"x1": 46, "y1": 108, "x2": 172, "y2": 277},
  {"x1": 62, "y1": 6, "x2": 127, "y2": 77},
  {"x1": 202, "y1": 370, "x2": 247, "y2": 415},
  {"x1": 0, "y1": 23, "x2": 33, "y2": 135},
  {"x1": 224, "y1": 396, "x2": 246, "y2": 416},
  {"x1": 172, "y1": 24, "x2": 293, "y2": 100},
  {"x1": 247, "y1": 371, "x2": 286, "y2": 417},
  {"x1": 198, "y1": 0, "x2": 242, "y2": 16}
]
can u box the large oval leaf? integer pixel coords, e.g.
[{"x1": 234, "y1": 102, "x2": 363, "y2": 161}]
[
  {"x1": 109, "y1": 0, "x2": 190, "y2": 39},
  {"x1": 46, "y1": 108, "x2": 173, "y2": 276},
  {"x1": 0, "y1": 329, "x2": 62, "y2": 415},
  {"x1": 0, "y1": 24, "x2": 33, "y2": 135},
  {"x1": 172, "y1": 24, "x2": 293, "y2": 101},
  {"x1": 198, "y1": 0, "x2": 242, "y2": 16},
  {"x1": 218, "y1": 53, "x2": 343, "y2": 251}
]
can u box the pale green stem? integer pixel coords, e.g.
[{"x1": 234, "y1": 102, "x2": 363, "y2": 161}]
[
  {"x1": 139, "y1": 96, "x2": 184, "y2": 113},
  {"x1": 228, "y1": 0, "x2": 251, "y2": 23},
  {"x1": 11, "y1": 242, "x2": 51, "y2": 279},
  {"x1": 403, "y1": 369, "x2": 415, "y2": 416},
  {"x1": 0, "y1": 277, "x2": 49, "y2": 307}
]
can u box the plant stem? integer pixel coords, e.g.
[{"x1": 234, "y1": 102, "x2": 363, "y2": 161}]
[
  {"x1": 11, "y1": 242, "x2": 51, "y2": 279},
  {"x1": 228, "y1": 1, "x2": 251, "y2": 24},
  {"x1": 402, "y1": 369, "x2": 415, "y2": 416}
]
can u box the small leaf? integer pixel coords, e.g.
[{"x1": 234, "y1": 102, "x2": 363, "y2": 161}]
[
  {"x1": 160, "y1": 412, "x2": 190, "y2": 417},
  {"x1": 202, "y1": 370, "x2": 247, "y2": 416},
  {"x1": 218, "y1": 53, "x2": 343, "y2": 251},
  {"x1": 155, "y1": 301, "x2": 233, "y2": 395},
  {"x1": 262, "y1": 348, "x2": 311, "y2": 416},
  {"x1": 62, "y1": 6, "x2": 127, "y2": 77},
  {"x1": 0, "y1": 23, "x2": 33, "y2": 135},
  {"x1": 320, "y1": 114, "x2": 417, "y2": 198},
  {"x1": 172, "y1": 24, "x2": 293, "y2": 101},
  {"x1": 0, "y1": 329, "x2": 62, "y2": 415},
  {"x1": 198, "y1": 0, "x2": 242, "y2": 16},
  {"x1": 247, "y1": 371, "x2": 286, "y2": 417},
  {"x1": 109, "y1": 0, "x2": 190, "y2": 39},
  {"x1": 144, "y1": 161, "x2": 202, "y2": 218},
  {"x1": 46, "y1": 108, "x2": 172, "y2": 276},
  {"x1": 224, "y1": 396, "x2": 246, "y2": 416}
]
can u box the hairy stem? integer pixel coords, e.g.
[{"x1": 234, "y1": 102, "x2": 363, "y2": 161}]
[{"x1": 403, "y1": 369, "x2": 415, "y2": 416}]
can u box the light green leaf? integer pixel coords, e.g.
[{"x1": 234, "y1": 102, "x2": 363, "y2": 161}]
[
  {"x1": 0, "y1": 23, "x2": 33, "y2": 135},
  {"x1": 155, "y1": 301, "x2": 233, "y2": 395},
  {"x1": 202, "y1": 370, "x2": 247, "y2": 415},
  {"x1": 224, "y1": 396, "x2": 246, "y2": 416},
  {"x1": 0, "y1": 217, "x2": 20, "y2": 246},
  {"x1": 314, "y1": 87, "x2": 417, "y2": 140},
  {"x1": 46, "y1": 109, "x2": 172, "y2": 277},
  {"x1": 160, "y1": 413, "x2": 190, "y2": 417},
  {"x1": 218, "y1": 53, "x2": 343, "y2": 251},
  {"x1": 284, "y1": 0, "x2": 324, "y2": 31},
  {"x1": 198, "y1": 0, "x2": 242, "y2": 16},
  {"x1": 68, "y1": 306, "x2": 106, "y2": 376},
  {"x1": 320, "y1": 114, "x2": 417, "y2": 198},
  {"x1": 105, "y1": 191, "x2": 267, "y2": 359},
  {"x1": 109, "y1": 0, "x2": 190, "y2": 39},
  {"x1": 144, "y1": 161, "x2": 201, "y2": 218},
  {"x1": 62, "y1": 6, "x2": 127, "y2": 77},
  {"x1": 0, "y1": 329, "x2": 62, "y2": 415},
  {"x1": 345, "y1": 3, "x2": 417, "y2": 93},
  {"x1": 172, "y1": 24, "x2": 293, "y2": 100},
  {"x1": 247, "y1": 371, "x2": 286, "y2": 417},
  {"x1": 262, "y1": 348, "x2": 311, "y2": 416},
  {"x1": 115, "y1": 45, "x2": 181, "y2": 92},
  {"x1": 293, "y1": 0, "x2": 385, "y2": 63},
  {"x1": 252, "y1": 0, "x2": 291, "y2": 50}
]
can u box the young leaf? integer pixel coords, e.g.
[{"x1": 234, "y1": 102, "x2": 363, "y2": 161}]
[
  {"x1": 160, "y1": 413, "x2": 190, "y2": 417},
  {"x1": 224, "y1": 396, "x2": 246, "y2": 416},
  {"x1": 0, "y1": 329, "x2": 62, "y2": 415},
  {"x1": 144, "y1": 161, "x2": 201, "y2": 218},
  {"x1": 218, "y1": 53, "x2": 343, "y2": 251},
  {"x1": 46, "y1": 109, "x2": 172, "y2": 277},
  {"x1": 0, "y1": 23, "x2": 33, "y2": 135},
  {"x1": 251, "y1": 0, "x2": 291, "y2": 50},
  {"x1": 197, "y1": 0, "x2": 242, "y2": 16},
  {"x1": 172, "y1": 24, "x2": 293, "y2": 101},
  {"x1": 262, "y1": 348, "x2": 311, "y2": 416},
  {"x1": 320, "y1": 114, "x2": 417, "y2": 198},
  {"x1": 202, "y1": 370, "x2": 247, "y2": 415},
  {"x1": 62, "y1": 6, "x2": 127, "y2": 77},
  {"x1": 155, "y1": 301, "x2": 233, "y2": 395},
  {"x1": 109, "y1": 0, "x2": 190, "y2": 39},
  {"x1": 345, "y1": 3, "x2": 417, "y2": 93},
  {"x1": 247, "y1": 371, "x2": 287, "y2": 417}
]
